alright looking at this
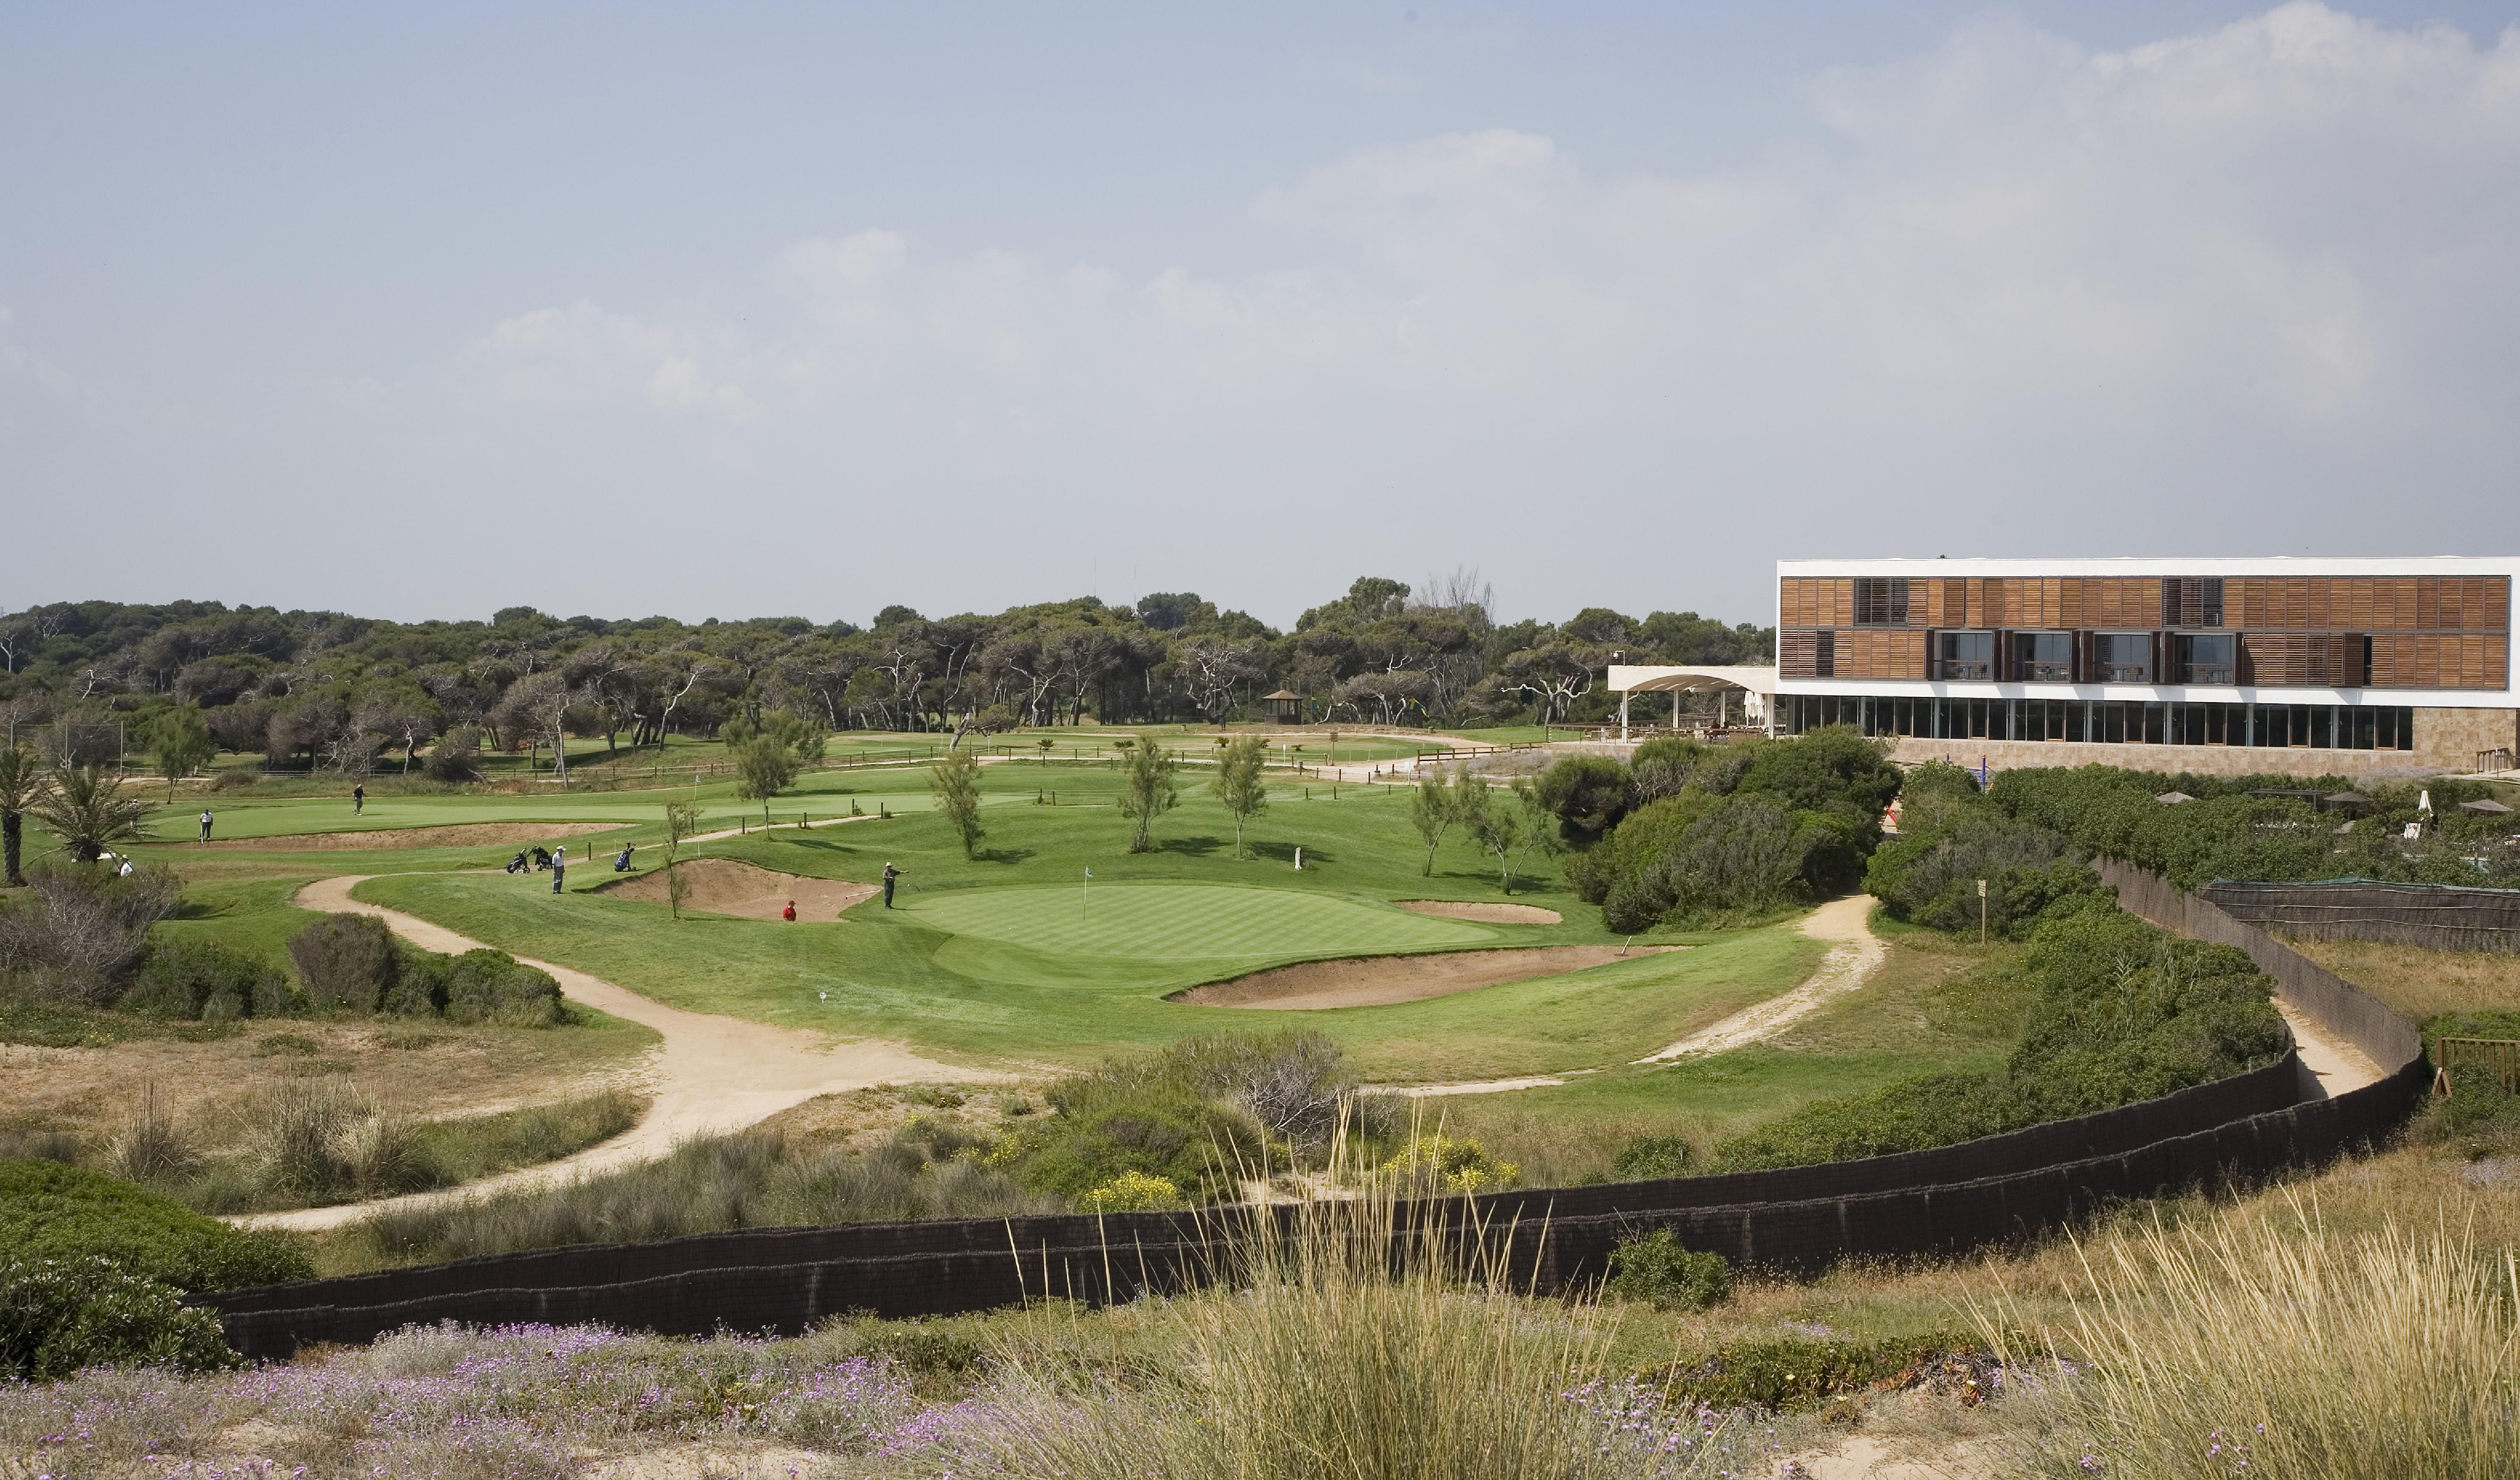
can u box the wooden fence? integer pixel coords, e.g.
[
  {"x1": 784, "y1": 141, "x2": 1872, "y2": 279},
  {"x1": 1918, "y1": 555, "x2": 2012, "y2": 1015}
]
[{"x1": 2436, "y1": 1037, "x2": 2520, "y2": 1093}]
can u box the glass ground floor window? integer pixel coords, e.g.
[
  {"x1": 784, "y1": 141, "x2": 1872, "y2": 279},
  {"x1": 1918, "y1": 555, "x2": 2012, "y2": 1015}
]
[{"x1": 1783, "y1": 695, "x2": 2415, "y2": 751}]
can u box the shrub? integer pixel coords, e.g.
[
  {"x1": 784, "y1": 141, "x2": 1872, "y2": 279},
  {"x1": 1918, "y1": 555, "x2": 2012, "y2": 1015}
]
[
  {"x1": 423, "y1": 725, "x2": 482, "y2": 782},
  {"x1": 1604, "y1": 1231, "x2": 1731, "y2": 1311},
  {"x1": 0, "y1": 1159, "x2": 311, "y2": 1289},
  {"x1": 0, "y1": 1256, "x2": 241, "y2": 1379},
  {"x1": 120, "y1": 936, "x2": 294, "y2": 1020},
  {"x1": 1535, "y1": 754, "x2": 1634, "y2": 846},
  {"x1": 1604, "y1": 794, "x2": 1840, "y2": 931},
  {"x1": 1014, "y1": 1082, "x2": 1263, "y2": 1204},
  {"x1": 1609, "y1": 1135, "x2": 1690, "y2": 1180},
  {"x1": 1866, "y1": 808, "x2": 2112, "y2": 941},
  {"x1": 1626, "y1": 735, "x2": 1708, "y2": 804},
  {"x1": 440, "y1": 948, "x2": 563, "y2": 1027},
  {"x1": 208, "y1": 768, "x2": 260, "y2": 791},
  {"x1": 1658, "y1": 1331, "x2": 1988, "y2": 1412},
  {"x1": 288, "y1": 913, "x2": 398, "y2": 1013},
  {"x1": 0, "y1": 862, "x2": 184, "y2": 1006},
  {"x1": 1379, "y1": 1133, "x2": 1518, "y2": 1195},
  {"x1": 382, "y1": 944, "x2": 451, "y2": 1016},
  {"x1": 1716, "y1": 910, "x2": 2289, "y2": 1169},
  {"x1": 1083, "y1": 1171, "x2": 1186, "y2": 1212}
]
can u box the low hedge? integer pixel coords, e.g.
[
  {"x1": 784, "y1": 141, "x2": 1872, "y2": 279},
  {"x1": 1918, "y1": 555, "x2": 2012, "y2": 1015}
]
[
  {"x1": 0, "y1": 1256, "x2": 241, "y2": 1379},
  {"x1": 0, "y1": 1159, "x2": 312, "y2": 1291},
  {"x1": 283, "y1": 916, "x2": 562, "y2": 1026},
  {"x1": 119, "y1": 936, "x2": 297, "y2": 1021}
]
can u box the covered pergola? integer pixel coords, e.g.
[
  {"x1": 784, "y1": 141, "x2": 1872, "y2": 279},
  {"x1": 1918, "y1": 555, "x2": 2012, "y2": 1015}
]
[{"x1": 1605, "y1": 664, "x2": 1780, "y2": 742}]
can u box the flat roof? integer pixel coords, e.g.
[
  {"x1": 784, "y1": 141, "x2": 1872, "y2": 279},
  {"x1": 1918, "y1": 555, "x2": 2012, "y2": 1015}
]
[{"x1": 1778, "y1": 556, "x2": 2517, "y2": 578}]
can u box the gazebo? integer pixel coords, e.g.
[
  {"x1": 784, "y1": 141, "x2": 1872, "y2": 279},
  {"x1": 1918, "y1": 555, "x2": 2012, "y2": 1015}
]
[
  {"x1": 1605, "y1": 664, "x2": 1779, "y2": 741},
  {"x1": 1262, "y1": 690, "x2": 1303, "y2": 724}
]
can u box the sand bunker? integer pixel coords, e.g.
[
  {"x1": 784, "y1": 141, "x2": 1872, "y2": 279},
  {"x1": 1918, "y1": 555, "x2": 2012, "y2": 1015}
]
[
  {"x1": 1176, "y1": 944, "x2": 1681, "y2": 1010},
  {"x1": 1394, "y1": 900, "x2": 1563, "y2": 925},
  {"x1": 599, "y1": 858, "x2": 879, "y2": 922},
  {"x1": 201, "y1": 822, "x2": 627, "y2": 852}
]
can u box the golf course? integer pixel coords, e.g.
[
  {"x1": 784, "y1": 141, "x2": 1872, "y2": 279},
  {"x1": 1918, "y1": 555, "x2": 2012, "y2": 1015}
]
[{"x1": 96, "y1": 733, "x2": 2024, "y2": 1180}]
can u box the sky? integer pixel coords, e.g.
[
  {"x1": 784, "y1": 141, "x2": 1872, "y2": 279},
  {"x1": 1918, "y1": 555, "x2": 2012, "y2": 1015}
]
[{"x1": 5, "y1": 2, "x2": 2519, "y2": 631}]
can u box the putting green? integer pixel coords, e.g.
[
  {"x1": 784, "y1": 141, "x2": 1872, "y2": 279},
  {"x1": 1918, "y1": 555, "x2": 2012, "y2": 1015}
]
[{"x1": 896, "y1": 883, "x2": 1492, "y2": 961}]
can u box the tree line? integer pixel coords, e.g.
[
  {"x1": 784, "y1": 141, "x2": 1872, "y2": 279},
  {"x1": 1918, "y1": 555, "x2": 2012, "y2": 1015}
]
[{"x1": 0, "y1": 577, "x2": 1771, "y2": 776}]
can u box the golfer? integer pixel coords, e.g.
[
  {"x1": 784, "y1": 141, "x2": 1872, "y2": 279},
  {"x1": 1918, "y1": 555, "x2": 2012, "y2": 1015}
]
[
  {"x1": 199, "y1": 809, "x2": 213, "y2": 842},
  {"x1": 782, "y1": 900, "x2": 797, "y2": 922},
  {"x1": 882, "y1": 862, "x2": 902, "y2": 908},
  {"x1": 551, "y1": 844, "x2": 566, "y2": 894},
  {"x1": 353, "y1": 784, "x2": 364, "y2": 815}
]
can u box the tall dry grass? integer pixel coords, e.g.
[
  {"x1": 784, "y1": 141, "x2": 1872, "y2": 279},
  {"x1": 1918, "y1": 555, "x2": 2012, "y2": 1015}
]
[
  {"x1": 963, "y1": 1173, "x2": 1757, "y2": 1480},
  {"x1": 1978, "y1": 1197, "x2": 2520, "y2": 1480}
]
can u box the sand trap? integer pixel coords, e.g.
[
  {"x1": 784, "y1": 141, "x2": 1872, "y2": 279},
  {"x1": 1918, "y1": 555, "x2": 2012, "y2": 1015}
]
[
  {"x1": 597, "y1": 858, "x2": 879, "y2": 921},
  {"x1": 1395, "y1": 900, "x2": 1563, "y2": 925},
  {"x1": 200, "y1": 821, "x2": 627, "y2": 851},
  {"x1": 1176, "y1": 945, "x2": 1682, "y2": 1010}
]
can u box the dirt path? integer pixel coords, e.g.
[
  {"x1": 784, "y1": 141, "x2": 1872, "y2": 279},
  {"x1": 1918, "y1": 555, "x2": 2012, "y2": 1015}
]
[
  {"x1": 2275, "y1": 997, "x2": 2383, "y2": 1098},
  {"x1": 239, "y1": 877, "x2": 977, "y2": 1231},
  {"x1": 1634, "y1": 894, "x2": 1886, "y2": 1063}
]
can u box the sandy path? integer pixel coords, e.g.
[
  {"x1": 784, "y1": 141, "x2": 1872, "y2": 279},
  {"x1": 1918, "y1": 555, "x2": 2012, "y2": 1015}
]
[
  {"x1": 239, "y1": 877, "x2": 977, "y2": 1231},
  {"x1": 2275, "y1": 998, "x2": 2383, "y2": 1098},
  {"x1": 1633, "y1": 894, "x2": 1886, "y2": 1063}
]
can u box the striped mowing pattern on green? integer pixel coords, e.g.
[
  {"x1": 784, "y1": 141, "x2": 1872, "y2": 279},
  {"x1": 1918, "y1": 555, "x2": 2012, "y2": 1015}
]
[{"x1": 899, "y1": 883, "x2": 1492, "y2": 961}]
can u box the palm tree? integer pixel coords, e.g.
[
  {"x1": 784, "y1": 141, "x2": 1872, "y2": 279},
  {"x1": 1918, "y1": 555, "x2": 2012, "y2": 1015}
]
[
  {"x1": 0, "y1": 745, "x2": 47, "y2": 886},
  {"x1": 30, "y1": 764, "x2": 152, "y2": 863}
]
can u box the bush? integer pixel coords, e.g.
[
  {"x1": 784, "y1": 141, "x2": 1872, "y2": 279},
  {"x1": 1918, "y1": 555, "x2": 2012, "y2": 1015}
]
[
  {"x1": 1013, "y1": 1082, "x2": 1263, "y2": 1205},
  {"x1": 1379, "y1": 1133, "x2": 1518, "y2": 1195},
  {"x1": 0, "y1": 862, "x2": 184, "y2": 1006},
  {"x1": 288, "y1": 913, "x2": 398, "y2": 1013},
  {"x1": 423, "y1": 725, "x2": 482, "y2": 783},
  {"x1": 1866, "y1": 807, "x2": 2112, "y2": 942},
  {"x1": 0, "y1": 1159, "x2": 311, "y2": 1290},
  {"x1": 1609, "y1": 1135, "x2": 1690, "y2": 1180},
  {"x1": 1658, "y1": 1331, "x2": 1988, "y2": 1412},
  {"x1": 1604, "y1": 1230, "x2": 1730, "y2": 1310},
  {"x1": 1535, "y1": 754, "x2": 1634, "y2": 846},
  {"x1": 440, "y1": 948, "x2": 563, "y2": 1027},
  {"x1": 1715, "y1": 910, "x2": 2289, "y2": 1169},
  {"x1": 1604, "y1": 794, "x2": 1840, "y2": 931},
  {"x1": 120, "y1": 936, "x2": 294, "y2": 1020},
  {"x1": 1083, "y1": 1170, "x2": 1186, "y2": 1212},
  {"x1": 0, "y1": 1256, "x2": 241, "y2": 1379}
]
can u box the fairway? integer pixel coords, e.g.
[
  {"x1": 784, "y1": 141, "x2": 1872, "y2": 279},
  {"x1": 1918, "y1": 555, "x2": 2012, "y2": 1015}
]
[{"x1": 898, "y1": 883, "x2": 1490, "y2": 961}]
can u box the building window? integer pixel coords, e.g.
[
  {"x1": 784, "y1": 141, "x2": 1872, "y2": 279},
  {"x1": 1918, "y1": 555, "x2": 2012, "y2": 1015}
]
[
  {"x1": 2011, "y1": 631, "x2": 2072, "y2": 682},
  {"x1": 1853, "y1": 577, "x2": 1910, "y2": 625},
  {"x1": 2177, "y1": 632, "x2": 2235, "y2": 684},
  {"x1": 1813, "y1": 629, "x2": 1836, "y2": 678},
  {"x1": 2162, "y1": 577, "x2": 2225, "y2": 628},
  {"x1": 1936, "y1": 629, "x2": 1994, "y2": 681},
  {"x1": 2095, "y1": 632, "x2": 2153, "y2": 684}
]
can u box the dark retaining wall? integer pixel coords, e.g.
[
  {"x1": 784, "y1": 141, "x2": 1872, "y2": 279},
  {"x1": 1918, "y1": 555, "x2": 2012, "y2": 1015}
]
[
  {"x1": 202, "y1": 866, "x2": 2429, "y2": 1359},
  {"x1": 2198, "y1": 877, "x2": 2520, "y2": 956}
]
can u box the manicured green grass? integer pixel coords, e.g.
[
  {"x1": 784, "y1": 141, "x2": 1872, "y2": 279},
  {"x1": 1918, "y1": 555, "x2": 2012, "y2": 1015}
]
[{"x1": 148, "y1": 875, "x2": 328, "y2": 976}]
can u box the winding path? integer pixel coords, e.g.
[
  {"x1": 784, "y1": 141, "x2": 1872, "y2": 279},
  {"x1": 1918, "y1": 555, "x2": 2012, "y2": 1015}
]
[{"x1": 238, "y1": 877, "x2": 977, "y2": 1232}]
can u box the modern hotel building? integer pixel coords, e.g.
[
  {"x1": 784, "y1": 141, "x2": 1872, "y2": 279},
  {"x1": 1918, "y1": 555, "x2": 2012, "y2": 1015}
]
[{"x1": 1613, "y1": 558, "x2": 2519, "y2": 776}]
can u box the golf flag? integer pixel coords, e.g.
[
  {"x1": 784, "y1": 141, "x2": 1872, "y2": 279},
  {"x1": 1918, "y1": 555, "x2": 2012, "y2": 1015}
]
[{"x1": 1081, "y1": 866, "x2": 1092, "y2": 919}]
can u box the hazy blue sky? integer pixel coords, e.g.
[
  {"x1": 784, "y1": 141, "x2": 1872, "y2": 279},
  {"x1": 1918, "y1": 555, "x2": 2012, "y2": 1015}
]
[{"x1": 6, "y1": 3, "x2": 2518, "y2": 628}]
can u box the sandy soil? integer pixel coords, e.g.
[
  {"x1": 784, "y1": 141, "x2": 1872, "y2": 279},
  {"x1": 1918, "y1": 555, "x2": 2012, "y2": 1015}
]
[
  {"x1": 1176, "y1": 945, "x2": 1681, "y2": 1010},
  {"x1": 595, "y1": 858, "x2": 880, "y2": 921},
  {"x1": 1635, "y1": 894, "x2": 1886, "y2": 1062},
  {"x1": 1394, "y1": 899, "x2": 1564, "y2": 925},
  {"x1": 196, "y1": 821, "x2": 627, "y2": 851},
  {"x1": 237, "y1": 877, "x2": 981, "y2": 1231},
  {"x1": 2275, "y1": 998, "x2": 2384, "y2": 1097}
]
